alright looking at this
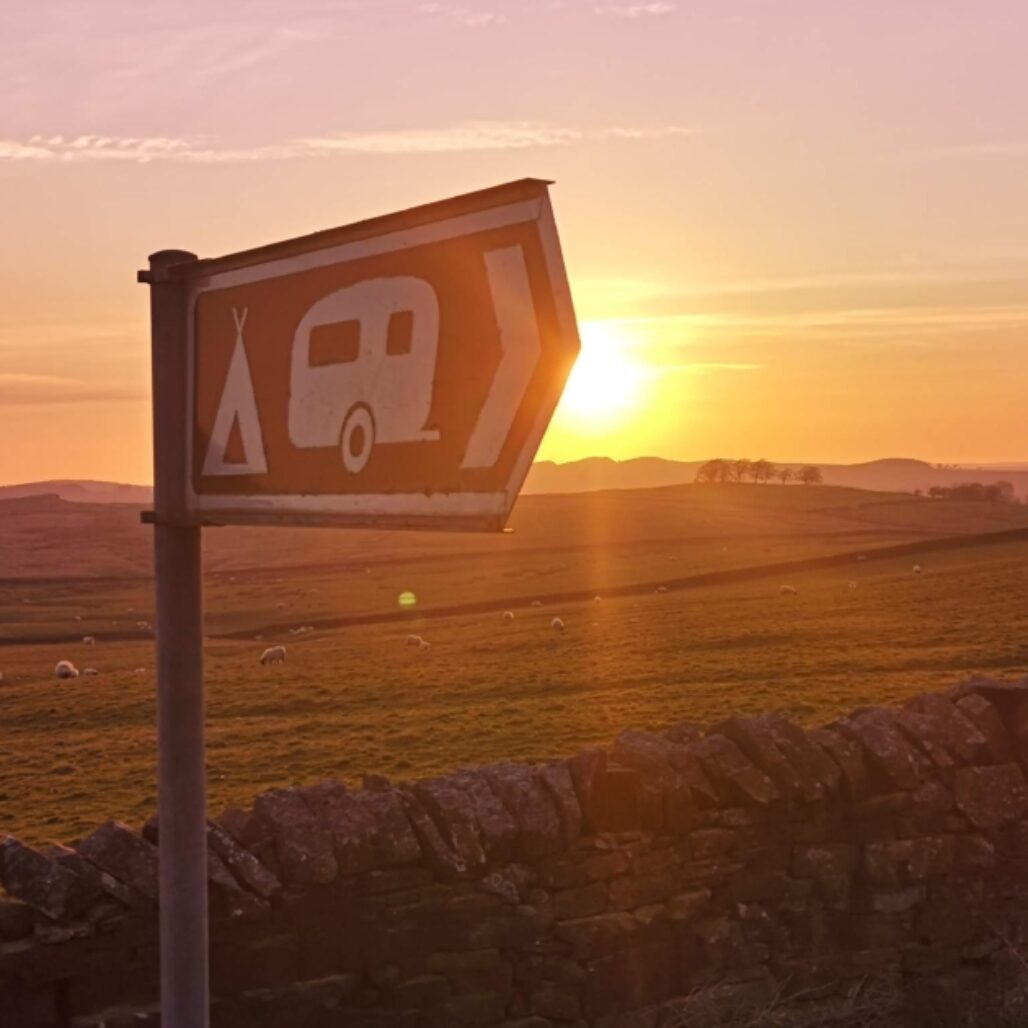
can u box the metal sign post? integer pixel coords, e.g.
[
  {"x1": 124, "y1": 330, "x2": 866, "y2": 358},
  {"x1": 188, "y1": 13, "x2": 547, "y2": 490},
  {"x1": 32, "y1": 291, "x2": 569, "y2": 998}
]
[
  {"x1": 143, "y1": 249, "x2": 210, "y2": 1028},
  {"x1": 140, "y1": 180, "x2": 579, "y2": 1024}
]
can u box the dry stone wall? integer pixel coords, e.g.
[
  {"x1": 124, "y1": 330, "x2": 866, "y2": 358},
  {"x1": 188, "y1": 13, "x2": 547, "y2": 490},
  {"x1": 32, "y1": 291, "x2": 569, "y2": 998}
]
[{"x1": 5, "y1": 677, "x2": 1028, "y2": 1027}]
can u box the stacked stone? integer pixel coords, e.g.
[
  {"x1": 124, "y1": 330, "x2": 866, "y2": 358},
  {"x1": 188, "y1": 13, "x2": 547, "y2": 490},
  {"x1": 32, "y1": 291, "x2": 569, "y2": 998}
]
[{"x1": 4, "y1": 677, "x2": 1028, "y2": 1027}]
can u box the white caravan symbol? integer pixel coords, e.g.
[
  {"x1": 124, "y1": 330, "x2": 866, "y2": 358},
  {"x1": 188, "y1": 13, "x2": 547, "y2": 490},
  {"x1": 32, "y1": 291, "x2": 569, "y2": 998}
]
[{"x1": 288, "y1": 277, "x2": 441, "y2": 473}]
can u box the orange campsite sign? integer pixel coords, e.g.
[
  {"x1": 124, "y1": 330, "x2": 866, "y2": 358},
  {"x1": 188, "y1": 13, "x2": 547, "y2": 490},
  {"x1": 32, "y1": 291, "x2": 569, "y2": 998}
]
[{"x1": 177, "y1": 179, "x2": 578, "y2": 530}]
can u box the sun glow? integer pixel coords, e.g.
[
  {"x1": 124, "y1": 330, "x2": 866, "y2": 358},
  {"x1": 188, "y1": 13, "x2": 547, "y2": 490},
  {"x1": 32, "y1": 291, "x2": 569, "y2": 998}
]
[{"x1": 559, "y1": 320, "x2": 649, "y2": 422}]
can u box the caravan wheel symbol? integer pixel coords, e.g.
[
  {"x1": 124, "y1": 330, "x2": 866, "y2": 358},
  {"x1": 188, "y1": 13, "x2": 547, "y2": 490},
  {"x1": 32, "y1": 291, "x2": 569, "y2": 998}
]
[
  {"x1": 341, "y1": 403, "x2": 374, "y2": 474},
  {"x1": 289, "y1": 276, "x2": 441, "y2": 473}
]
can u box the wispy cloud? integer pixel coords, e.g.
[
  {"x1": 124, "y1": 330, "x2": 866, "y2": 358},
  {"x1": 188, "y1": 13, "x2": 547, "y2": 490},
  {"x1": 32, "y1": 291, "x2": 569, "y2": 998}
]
[
  {"x1": 418, "y1": 2, "x2": 506, "y2": 26},
  {"x1": 595, "y1": 2, "x2": 676, "y2": 17},
  {"x1": 301, "y1": 122, "x2": 692, "y2": 154},
  {"x1": 0, "y1": 122, "x2": 694, "y2": 164},
  {"x1": 607, "y1": 305, "x2": 1028, "y2": 343},
  {"x1": 681, "y1": 362, "x2": 761, "y2": 371},
  {"x1": 898, "y1": 141, "x2": 1028, "y2": 162},
  {"x1": 0, "y1": 373, "x2": 142, "y2": 406},
  {"x1": 0, "y1": 135, "x2": 292, "y2": 164}
]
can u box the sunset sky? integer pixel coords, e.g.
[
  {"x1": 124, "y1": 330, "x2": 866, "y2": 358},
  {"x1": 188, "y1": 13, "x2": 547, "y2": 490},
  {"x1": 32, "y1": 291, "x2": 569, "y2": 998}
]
[{"x1": 2, "y1": 0, "x2": 1027, "y2": 485}]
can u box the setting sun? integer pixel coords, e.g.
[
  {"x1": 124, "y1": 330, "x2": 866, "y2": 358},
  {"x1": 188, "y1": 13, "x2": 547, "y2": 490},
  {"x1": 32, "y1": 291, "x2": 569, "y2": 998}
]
[{"x1": 558, "y1": 320, "x2": 649, "y2": 422}]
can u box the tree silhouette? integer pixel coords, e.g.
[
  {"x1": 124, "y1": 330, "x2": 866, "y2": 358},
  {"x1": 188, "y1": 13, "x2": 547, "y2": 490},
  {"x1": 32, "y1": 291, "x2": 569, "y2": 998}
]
[
  {"x1": 929, "y1": 480, "x2": 1017, "y2": 502},
  {"x1": 777, "y1": 467, "x2": 794, "y2": 485},
  {"x1": 733, "y1": 459, "x2": 753, "y2": 484},
  {"x1": 696, "y1": 458, "x2": 730, "y2": 483},
  {"x1": 798, "y1": 465, "x2": 823, "y2": 485},
  {"x1": 753, "y1": 459, "x2": 775, "y2": 484}
]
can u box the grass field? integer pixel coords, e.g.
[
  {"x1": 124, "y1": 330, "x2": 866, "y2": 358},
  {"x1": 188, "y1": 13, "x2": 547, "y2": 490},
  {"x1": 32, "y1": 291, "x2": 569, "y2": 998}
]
[{"x1": 3, "y1": 482, "x2": 1028, "y2": 845}]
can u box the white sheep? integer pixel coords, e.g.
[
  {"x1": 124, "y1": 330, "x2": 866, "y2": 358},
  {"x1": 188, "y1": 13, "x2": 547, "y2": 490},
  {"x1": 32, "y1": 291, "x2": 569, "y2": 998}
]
[
  {"x1": 55, "y1": 660, "x2": 79, "y2": 679},
  {"x1": 82, "y1": 636, "x2": 96, "y2": 646},
  {"x1": 136, "y1": 621, "x2": 151, "y2": 631},
  {"x1": 531, "y1": 600, "x2": 543, "y2": 608},
  {"x1": 913, "y1": 564, "x2": 923, "y2": 575},
  {"x1": 503, "y1": 611, "x2": 515, "y2": 622},
  {"x1": 259, "y1": 645, "x2": 286, "y2": 665},
  {"x1": 418, "y1": 639, "x2": 432, "y2": 651},
  {"x1": 656, "y1": 585, "x2": 668, "y2": 594},
  {"x1": 406, "y1": 634, "x2": 423, "y2": 647},
  {"x1": 593, "y1": 595, "x2": 602, "y2": 603},
  {"x1": 848, "y1": 581, "x2": 858, "y2": 590},
  {"x1": 551, "y1": 617, "x2": 565, "y2": 633},
  {"x1": 779, "y1": 585, "x2": 798, "y2": 596},
  {"x1": 82, "y1": 667, "x2": 99, "y2": 677},
  {"x1": 133, "y1": 667, "x2": 147, "y2": 674}
]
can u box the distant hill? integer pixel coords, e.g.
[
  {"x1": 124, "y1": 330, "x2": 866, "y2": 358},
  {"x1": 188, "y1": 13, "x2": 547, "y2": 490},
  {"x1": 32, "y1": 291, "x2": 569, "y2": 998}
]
[
  {"x1": 4, "y1": 457, "x2": 1028, "y2": 508},
  {"x1": 0, "y1": 480, "x2": 152, "y2": 505},
  {"x1": 7, "y1": 478, "x2": 1028, "y2": 582},
  {"x1": 523, "y1": 457, "x2": 706, "y2": 494},
  {"x1": 523, "y1": 457, "x2": 1028, "y2": 498}
]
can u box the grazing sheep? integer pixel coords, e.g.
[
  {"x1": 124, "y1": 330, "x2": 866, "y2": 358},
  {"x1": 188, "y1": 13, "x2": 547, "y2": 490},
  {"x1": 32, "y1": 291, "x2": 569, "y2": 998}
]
[
  {"x1": 848, "y1": 581, "x2": 858, "y2": 590},
  {"x1": 55, "y1": 660, "x2": 79, "y2": 680},
  {"x1": 656, "y1": 585, "x2": 668, "y2": 594},
  {"x1": 259, "y1": 645, "x2": 286, "y2": 665},
  {"x1": 531, "y1": 600, "x2": 543, "y2": 607},
  {"x1": 503, "y1": 611, "x2": 515, "y2": 622},
  {"x1": 73, "y1": 615, "x2": 83, "y2": 622},
  {"x1": 593, "y1": 595, "x2": 602, "y2": 602},
  {"x1": 779, "y1": 585, "x2": 798, "y2": 596},
  {"x1": 551, "y1": 617, "x2": 565, "y2": 633},
  {"x1": 289, "y1": 625, "x2": 314, "y2": 636},
  {"x1": 406, "y1": 634, "x2": 423, "y2": 647},
  {"x1": 133, "y1": 667, "x2": 147, "y2": 674},
  {"x1": 913, "y1": 564, "x2": 923, "y2": 575},
  {"x1": 135, "y1": 621, "x2": 151, "y2": 631},
  {"x1": 418, "y1": 639, "x2": 432, "y2": 651},
  {"x1": 82, "y1": 667, "x2": 99, "y2": 677},
  {"x1": 856, "y1": 554, "x2": 867, "y2": 562},
  {"x1": 82, "y1": 636, "x2": 95, "y2": 646}
]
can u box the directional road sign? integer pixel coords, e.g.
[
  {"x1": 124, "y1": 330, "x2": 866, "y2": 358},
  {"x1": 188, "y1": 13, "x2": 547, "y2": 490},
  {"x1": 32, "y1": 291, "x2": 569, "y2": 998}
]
[{"x1": 172, "y1": 178, "x2": 578, "y2": 531}]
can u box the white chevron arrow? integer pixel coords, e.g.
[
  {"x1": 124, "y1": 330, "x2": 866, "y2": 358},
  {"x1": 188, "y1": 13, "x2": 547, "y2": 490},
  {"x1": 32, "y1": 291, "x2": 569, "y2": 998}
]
[{"x1": 461, "y1": 244, "x2": 542, "y2": 469}]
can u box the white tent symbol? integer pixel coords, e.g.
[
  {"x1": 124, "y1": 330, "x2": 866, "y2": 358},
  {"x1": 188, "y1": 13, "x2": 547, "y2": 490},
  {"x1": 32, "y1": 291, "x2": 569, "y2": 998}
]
[{"x1": 202, "y1": 307, "x2": 268, "y2": 477}]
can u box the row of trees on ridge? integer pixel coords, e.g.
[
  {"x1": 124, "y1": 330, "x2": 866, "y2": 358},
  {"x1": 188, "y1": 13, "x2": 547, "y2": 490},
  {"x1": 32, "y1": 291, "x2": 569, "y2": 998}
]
[
  {"x1": 926, "y1": 481, "x2": 1017, "y2": 503},
  {"x1": 695, "y1": 459, "x2": 824, "y2": 486}
]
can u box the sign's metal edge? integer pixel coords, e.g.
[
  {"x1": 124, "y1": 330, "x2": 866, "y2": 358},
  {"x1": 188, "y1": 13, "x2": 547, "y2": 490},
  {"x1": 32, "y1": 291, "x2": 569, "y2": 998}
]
[
  {"x1": 169, "y1": 178, "x2": 554, "y2": 282},
  {"x1": 142, "y1": 509, "x2": 508, "y2": 533},
  {"x1": 500, "y1": 191, "x2": 582, "y2": 523}
]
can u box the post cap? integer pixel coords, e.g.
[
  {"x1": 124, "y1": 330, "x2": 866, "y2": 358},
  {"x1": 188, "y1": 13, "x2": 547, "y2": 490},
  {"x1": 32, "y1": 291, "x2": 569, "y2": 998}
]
[{"x1": 143, "y1": 250, "x2": 199, "y2": 283}]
